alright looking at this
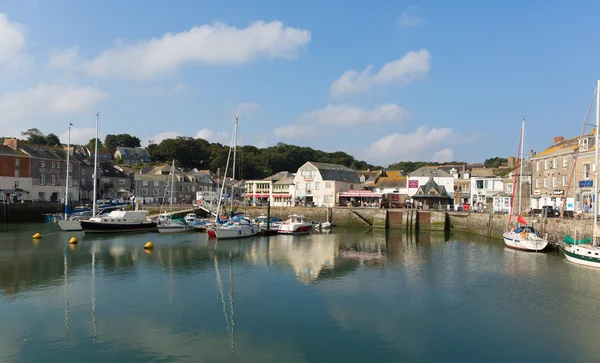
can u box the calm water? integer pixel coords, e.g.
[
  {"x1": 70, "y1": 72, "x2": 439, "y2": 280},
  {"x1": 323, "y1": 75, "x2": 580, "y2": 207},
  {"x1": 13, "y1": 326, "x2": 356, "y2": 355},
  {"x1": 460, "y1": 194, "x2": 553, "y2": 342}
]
[{"x1": 1, "y1": 224, "x2": 600, "y2": 363}]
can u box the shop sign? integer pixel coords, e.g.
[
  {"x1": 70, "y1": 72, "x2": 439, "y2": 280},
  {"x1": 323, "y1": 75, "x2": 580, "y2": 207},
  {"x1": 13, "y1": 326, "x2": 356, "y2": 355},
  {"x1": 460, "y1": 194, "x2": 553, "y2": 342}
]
[
  {"x1": 579, "y1": 180, "x2": 593, "y2": 187},
  {"x1": 533, "y1": 190, "x2": 541, "y2": 195},
  {"x1": 553, "y1": 190, "x2": 564, "y2": 195},
  {"x1": 460, "y1": 193, "x2": 470, "y2": 197},
  {"x1": 408, "y1": 180, "x2": 419, "y2": 188}
]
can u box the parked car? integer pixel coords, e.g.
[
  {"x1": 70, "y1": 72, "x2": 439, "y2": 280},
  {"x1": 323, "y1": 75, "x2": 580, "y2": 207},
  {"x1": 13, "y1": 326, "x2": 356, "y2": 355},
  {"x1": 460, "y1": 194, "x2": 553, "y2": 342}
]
[{"x1": 541, "y1": 205, "x2": 559, "y2": 218}]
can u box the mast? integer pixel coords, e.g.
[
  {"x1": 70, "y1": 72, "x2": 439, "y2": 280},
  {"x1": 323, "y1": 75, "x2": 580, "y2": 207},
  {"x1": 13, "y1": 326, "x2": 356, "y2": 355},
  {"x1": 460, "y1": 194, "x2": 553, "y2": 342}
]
[
  {"x1": 518, "y1": 118, "x2": 525, "y2": 216},
  {"x1": 594, "y1": 79, "x2": 600, "y2": 245},
  {"x1": 231, "y1": 116, "x2": 238, "y2": 212},
  {"x1": 507, "y1": 118, "x2": 523, "y2": 228},
  {"x1": 64, "y1": 123, "x2": 72, "y2": 220},
  {"x1": 92, "y1": 112, "x2": 99, "y2": 217},
  {"x1": 170, "y1": 159, "x2": 175, "y2": 219}
]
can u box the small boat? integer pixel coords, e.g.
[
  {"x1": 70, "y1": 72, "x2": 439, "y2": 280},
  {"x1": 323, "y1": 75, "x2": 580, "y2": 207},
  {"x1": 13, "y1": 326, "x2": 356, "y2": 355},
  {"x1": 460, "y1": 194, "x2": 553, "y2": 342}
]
[
  {"x1": 80, "y1": 210, "x2": 157, "y2": 233},
  {"x1": 278, "y1": 214, "x2": 312, "y2": 235},
  {"x1": 255, "y1": 214, "x2": 283, "y2": 231},
  {"x1": 210, "y1": 212, "x2": 259, "y2": 239},
  {"x1": 184, "y1": 213, "x2": 198, "y2": 224},
  {"x1": 503, "y1": 225, "x2": 548, "y2": 251},
  {"x1": 314, "y1": 221, "x2": 332, "y2": 230},
  {"x1": 158, "y1": 217, "x2": 194, "y2": 233},
  {"x1": 191, "y1": 219, "x2": 212, "y2": 232}
]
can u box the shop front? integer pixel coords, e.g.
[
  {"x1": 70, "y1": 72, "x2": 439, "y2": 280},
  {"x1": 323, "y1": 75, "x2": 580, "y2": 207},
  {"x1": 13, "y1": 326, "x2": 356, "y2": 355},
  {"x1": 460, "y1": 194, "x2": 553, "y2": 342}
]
[{"x1": 578, "y1": 180, "x2": 594, "y2": 214}]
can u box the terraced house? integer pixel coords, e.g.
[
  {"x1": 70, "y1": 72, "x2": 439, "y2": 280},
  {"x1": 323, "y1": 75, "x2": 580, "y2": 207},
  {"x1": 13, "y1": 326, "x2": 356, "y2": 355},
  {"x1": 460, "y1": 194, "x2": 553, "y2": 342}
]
[
  {"x1": 0, "y1": 145, "x2": 31, "y2": 201},
  {"x1": 293, "y1": 162, "x2": 361, "y2": 207},
  {"x1": 134, "y1": 164, "x2": 213, "y2": 204},
  {"x1": 530, "y1": 135, "x2": 579, "y2": 211}
]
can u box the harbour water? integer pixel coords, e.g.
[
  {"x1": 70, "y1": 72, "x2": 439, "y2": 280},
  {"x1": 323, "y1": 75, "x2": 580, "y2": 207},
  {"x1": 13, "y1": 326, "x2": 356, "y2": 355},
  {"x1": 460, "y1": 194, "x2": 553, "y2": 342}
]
[{"x1": 2, "y1": 224, "x2": 600, "y2": 362}]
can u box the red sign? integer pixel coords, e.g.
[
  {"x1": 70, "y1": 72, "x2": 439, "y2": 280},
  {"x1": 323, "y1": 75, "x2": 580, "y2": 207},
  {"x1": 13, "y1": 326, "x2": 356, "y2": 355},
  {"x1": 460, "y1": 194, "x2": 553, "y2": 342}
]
[{"x1": 408, "y1": 180, "x2": 419, "y2": 188}]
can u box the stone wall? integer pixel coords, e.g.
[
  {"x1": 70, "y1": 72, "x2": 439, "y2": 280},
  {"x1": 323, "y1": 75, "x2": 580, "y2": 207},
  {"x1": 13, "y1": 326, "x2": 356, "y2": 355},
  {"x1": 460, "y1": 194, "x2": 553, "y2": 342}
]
[{"x1": 1, "y1": 202, "x2": 63, "y2": 222}]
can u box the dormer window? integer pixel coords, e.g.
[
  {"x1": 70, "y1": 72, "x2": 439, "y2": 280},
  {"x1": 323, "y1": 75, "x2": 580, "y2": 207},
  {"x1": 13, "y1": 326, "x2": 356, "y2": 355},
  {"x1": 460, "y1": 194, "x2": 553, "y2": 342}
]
[{"x1": 581, "y1": 138, "x2": 589, "y2": 151}]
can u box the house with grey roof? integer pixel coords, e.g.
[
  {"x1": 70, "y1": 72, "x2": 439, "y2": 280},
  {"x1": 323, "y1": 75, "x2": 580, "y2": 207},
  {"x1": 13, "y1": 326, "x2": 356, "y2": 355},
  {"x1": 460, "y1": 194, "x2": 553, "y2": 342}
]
[
  {"x1": 412, "y1": 177, "x2": 452, "y2": 209},
  {"x1": 134, "y1": 164, "x2": 214, "y2": 204},
  {"x1": 113, "y1": 146, "x2": 151, "y2": 165},
  {"x1": 293, "y1": 162, "x2": 361, "y2": 207},
  {"x1": 408, "y1": 167, "x2": 454, "y2": 198}
]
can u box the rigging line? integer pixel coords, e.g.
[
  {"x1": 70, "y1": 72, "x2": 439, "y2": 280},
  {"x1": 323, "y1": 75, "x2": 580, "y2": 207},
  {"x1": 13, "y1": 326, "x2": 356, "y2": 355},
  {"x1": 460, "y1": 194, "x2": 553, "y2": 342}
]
[
  {"x1": 214, "y1": 254, "x2": 231, "y2": 333},
  {"x1": 508, "y1": 118, "x2": 524, "y2": 228},
  {"x1": 563, "y1": 85, "x2": 597, "y2": 219},
  {"x1": 216, "y1": 121, "x2": 237, "y2": 220}
]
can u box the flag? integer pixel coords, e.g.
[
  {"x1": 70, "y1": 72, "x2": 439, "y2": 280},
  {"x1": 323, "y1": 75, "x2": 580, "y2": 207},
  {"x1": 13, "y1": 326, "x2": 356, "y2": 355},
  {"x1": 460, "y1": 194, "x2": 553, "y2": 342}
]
[
  {"x1": 69, "y1": 123, "x2": 73, "y2": 126},
  {"x1": 517, "y1": 215, "x2": 528, "y2": 225}
]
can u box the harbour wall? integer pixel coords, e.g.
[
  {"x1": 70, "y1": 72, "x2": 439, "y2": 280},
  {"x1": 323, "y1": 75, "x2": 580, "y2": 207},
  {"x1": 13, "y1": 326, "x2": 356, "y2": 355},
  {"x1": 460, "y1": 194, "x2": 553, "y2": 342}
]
[{"x1": 0, "y1": 202, "x2": 63, "y2": 223}]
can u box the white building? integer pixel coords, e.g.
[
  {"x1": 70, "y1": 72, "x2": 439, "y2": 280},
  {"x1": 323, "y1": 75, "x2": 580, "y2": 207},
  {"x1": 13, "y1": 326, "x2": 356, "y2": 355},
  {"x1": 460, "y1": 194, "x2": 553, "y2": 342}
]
[
  {"x1": 245, "y1": 171, "x2": 295, "y2": 206},
  {"x1": 471, "y1": 176, "x2": 505, "y2": 210},
  {"x1": 408, "y1": 167, "x2": 454, "y2": 199},
  {"x1": 293, "y1": 162, "x2": 361, "y2": 207}
]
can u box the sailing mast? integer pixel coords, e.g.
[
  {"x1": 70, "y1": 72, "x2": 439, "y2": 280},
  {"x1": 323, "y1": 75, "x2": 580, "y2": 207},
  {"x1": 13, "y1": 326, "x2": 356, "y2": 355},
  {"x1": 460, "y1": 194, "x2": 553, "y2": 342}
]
[
  {"x1": 507, "y1": 119, "x2": 524, "y2": 228},
  {"x1": 92, "y1": 112, "x2": 99, "y2": 217},
  {"x1": 518, "y1": 118, "x2": 525, "y2": 217},
  {"x1": 594, "y1": 80, "x2": 600, "y2": 246},
  {"x1": 64, "y1": 123, "x2": 72, "y2": 220},
  {"x1": 169, "y1": 160, "x2": 175, "y2": 221},
  {"x1": 231, "y1": 116, "x2": 238, "y2": 213}
]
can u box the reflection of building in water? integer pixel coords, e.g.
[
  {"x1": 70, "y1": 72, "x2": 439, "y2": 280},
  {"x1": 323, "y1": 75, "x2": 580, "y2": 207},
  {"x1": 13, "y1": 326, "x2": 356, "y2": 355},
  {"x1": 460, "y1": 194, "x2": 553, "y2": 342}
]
[{"x1": 269, "y1": 236, "x2": 337, "y2": 284}]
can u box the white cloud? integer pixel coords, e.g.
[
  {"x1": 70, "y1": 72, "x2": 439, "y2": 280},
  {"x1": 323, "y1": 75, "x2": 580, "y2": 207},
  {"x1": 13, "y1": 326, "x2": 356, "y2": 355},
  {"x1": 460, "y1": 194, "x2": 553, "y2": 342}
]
[
  {"x1": 273, "y1": 124, "x2": 318, "y2": 139},
  {"x1": 195, "y1": 128, "x2": 230, "y2": 143},
  {"x1": 145, "y1": 131, "x2": 183, "y2": 146},
  {"x1": 330, "y1": 49, "x2": 431, "y2": 98},
  {"x1": 0, "y1": 13, "x2": 26, "y2": 64},
  {"x1": 298, "y1": 104, "x2": 410, "y2": 126},
  {"x1": 432, "y1": 148, "x2": 454, "y2": 162},
  {"x1": 234, "y1": 102, "x2": 261, "y2": 118},
  {"x1": 398, "y1": 6, "x2": 422, "y2": 28},
  {"x1": 59, "y1": 127, "x2": 99, "y2": 146},
  {"x1": 0, "y1": 83, "x2": 109, "y2": 137},
  {"x1": 362, "y1": 126, "x2": 454, "y2": 165},
  {"x1": 78, "y1": 21, "x2": 311, "y2": 79},
  {"x1": 47, "y1": 46, "x2": 80, "y2": 69}
]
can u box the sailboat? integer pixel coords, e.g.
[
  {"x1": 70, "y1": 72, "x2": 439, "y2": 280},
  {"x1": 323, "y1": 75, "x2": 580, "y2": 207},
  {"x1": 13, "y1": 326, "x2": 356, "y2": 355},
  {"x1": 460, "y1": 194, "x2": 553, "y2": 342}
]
[
  {"x1": 563, "y1": 80, "x2": 600, "y2": 267},
  {"x1": 502, "y1": 118, "x2": 549, "y2": 251},
  {"x1": 59, "y1": 115, "x2": 100, "y2": 231},
  {"x1": 206, "y1": 116, "x2": 259, "y2": 239},
  {"x1": 157, "y1": 160, "x2": 194, "y2": 233}
]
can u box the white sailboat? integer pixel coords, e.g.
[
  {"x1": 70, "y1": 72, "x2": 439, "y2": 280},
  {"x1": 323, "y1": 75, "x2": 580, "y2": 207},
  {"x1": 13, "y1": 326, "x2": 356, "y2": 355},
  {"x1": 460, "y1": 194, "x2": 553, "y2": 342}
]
[
  {"x1": 207, "y1": 116, "x2": 259, "y2": 240},
  {"x1": 563, "y1": 80, "x2": 600, "y2": 267},
  {"x1": 502, "y1": 118, "x2": 549, "y2": 251},
  {"x1": 158, "y1": 160, "x2": 194, "y2": 233}
]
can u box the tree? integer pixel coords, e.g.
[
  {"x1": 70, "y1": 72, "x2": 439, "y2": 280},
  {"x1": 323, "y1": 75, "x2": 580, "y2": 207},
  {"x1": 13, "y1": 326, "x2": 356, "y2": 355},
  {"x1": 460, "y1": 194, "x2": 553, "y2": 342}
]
[
  {"x1": 104, "y1": 134, "x2": 142, "y2": 154},
  {"x1": 484, "y1": 157, "x2": 508, "y2": 169},
  {"x1": 46, "y1": 133, "x2": 61, "y2": 146},
  {"x1": 27, "y1": 134, "x2": 48, "y2": 145},
  {"x1": 86, "y1": 138, "x2": 102, "y2": 149}
]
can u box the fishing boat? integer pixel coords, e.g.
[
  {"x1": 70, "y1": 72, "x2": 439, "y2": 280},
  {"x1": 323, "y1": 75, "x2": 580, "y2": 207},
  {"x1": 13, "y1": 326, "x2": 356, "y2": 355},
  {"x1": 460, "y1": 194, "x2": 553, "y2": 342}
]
[
  {"x1": 563, "y1": 80, "x2": 600, "y2": 267},
  {"x1": 207, "y1": 116, "x2": 259, "y2": 239},
  {"x1": 278, "y1": 214, "x2": 312, "y2": 235},
  {"x1": 502, "y1": 118, "x2": 548, "y2": 251},
  {"x1": 80, "y1": 209, "x2": 156, "y2": 233},
  {"x1": 158, "y1": 160, "x2": 194, "y2": 233}
]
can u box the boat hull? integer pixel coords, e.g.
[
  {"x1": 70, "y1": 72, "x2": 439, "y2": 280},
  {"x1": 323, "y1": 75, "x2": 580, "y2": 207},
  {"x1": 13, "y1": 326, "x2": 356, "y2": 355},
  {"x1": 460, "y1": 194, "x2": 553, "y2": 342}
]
[
  {"x1": 563, "y1": 246, "x2": 600, "y2": 268},
  {"x1": 503, "y1": 233, "x2": 548, "y2": 251},
  {"x1": 157, "y1": 225, "x2": 194, "y2": 234},
  {"x1": 278, "y1": 224, "x2": 312, "y2": 235},
  {"x1": 81, "y1": 221, "x2": 157, "y2": 233},
  {"x1": 214, "y1": 226, "x2": 259, "y2": 239},
  {"x1": 57, "y1": 220, "x2": 83, "y2": 231}
]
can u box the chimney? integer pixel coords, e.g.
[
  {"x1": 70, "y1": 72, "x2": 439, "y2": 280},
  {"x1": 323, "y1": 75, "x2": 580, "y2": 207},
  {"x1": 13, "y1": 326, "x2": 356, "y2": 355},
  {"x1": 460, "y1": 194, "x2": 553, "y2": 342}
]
[
  {"x1": 554, "y1": 136, "x2": 564, "y2": 144},
  {"x1": 3, "y1": 137, "x2": 17, "y2": 150},
  {"x1": 507, "y1": 157, "x2": 515, "y2": 168},
  {"x1": 530, "y1": 149, "x2": 534, "y2": 158}
]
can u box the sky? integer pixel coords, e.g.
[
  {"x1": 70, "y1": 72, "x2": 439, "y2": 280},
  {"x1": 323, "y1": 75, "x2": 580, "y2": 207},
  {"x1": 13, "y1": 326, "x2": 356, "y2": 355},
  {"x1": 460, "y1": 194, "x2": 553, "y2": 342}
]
[{"x1": 1, "y1": 0, "x2": 600, "y2": 166}]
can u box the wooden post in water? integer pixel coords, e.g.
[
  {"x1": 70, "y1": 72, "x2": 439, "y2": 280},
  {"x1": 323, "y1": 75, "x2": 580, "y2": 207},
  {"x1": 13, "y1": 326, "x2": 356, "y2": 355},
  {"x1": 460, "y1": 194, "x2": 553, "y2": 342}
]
[{"x1": 266, "y1": 198, "x2": 271, "y2": 231}]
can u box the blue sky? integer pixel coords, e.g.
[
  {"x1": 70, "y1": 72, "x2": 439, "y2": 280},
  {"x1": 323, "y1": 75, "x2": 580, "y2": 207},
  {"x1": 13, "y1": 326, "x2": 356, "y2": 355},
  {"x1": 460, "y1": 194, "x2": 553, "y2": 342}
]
[{"x1": 1, "y1": 0, "x2": 600, "y2": 166}]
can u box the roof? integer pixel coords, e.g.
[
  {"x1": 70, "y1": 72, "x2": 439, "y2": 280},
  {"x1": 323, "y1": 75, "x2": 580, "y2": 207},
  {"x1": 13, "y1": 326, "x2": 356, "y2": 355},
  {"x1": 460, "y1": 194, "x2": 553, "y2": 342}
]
[
  {"x1": 100, "y1": 161, "x2": 129, "y2": 178},
  {"x1": 306, "y1": 162, "x2": 361, "y2": 183},
  {"x1": 535, "y1": 135, "x2": 582, "y2": 158},
  {"x1": 18, "y1": 142, "x2": 68, "y2": 160},
  {"x1": 409, "y1": 167, "x2": 452, "y2": 178},
  {"x1": 470, "y1": 168, "x2": 499, "y2": 177},
  {"x1": 414, "y1": 177, "x2": 450, "y2": 198},
  {"x1": 264, "y1": 171, "x2": 294, "y2": 181},
  {"x1": 114, "y1": 146, "x2": 150, "y2": 161},
  {"x1": 374, "y1": 170, "x2": 407, "y2": 188},
  {"x1": 0, "y1": 145, "x2": 27, "y2": 157},
  {"x1": 274, "y1": 176, "x2": 295, "y2": 185}
]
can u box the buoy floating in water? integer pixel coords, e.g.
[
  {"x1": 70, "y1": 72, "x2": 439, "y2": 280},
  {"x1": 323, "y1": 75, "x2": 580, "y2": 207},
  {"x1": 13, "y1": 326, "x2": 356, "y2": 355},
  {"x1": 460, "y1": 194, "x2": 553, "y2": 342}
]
[
  {"x1": 144, "y1": 242, "x2": 154, "y2": 250},
  {"x1": 69, "y1": 237, "x2": 78, "y2": 244},
  {"x1": 32, "y1": 233, "x2": 41, "y2": 239}
]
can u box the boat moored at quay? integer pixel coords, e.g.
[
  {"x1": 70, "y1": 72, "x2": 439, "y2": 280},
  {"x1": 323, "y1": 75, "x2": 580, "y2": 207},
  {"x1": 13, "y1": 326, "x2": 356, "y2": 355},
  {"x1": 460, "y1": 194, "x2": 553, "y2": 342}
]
[{"x1": 80, "y1": 210, "x2": 157, "y2": 233}]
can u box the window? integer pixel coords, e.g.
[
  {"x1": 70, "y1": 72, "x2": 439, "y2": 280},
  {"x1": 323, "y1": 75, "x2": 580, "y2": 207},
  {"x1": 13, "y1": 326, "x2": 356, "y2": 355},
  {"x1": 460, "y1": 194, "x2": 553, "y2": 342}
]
[
  {"x1": 82, "y1": 178, "x2": 86, "y2": 186},
  {"x1": 535, "y1": 179, "x2": 539, "y2": 188},
  {"x1": 51, "y1": 161, "x2": 56, "y2": 168},
  {"x1": 563, "y1": 176, "x2": 568, "y2": 186},
  {"x1": 553, "y1": 159, "x2": 558, "y2": 168},
  {"x1": 506, "y1": 183, "x2": 513, "y2": 194},
  {"x1": 15, "y1": 158, "x2": 20, "y2": 166},
  {"x1": 315, "y1": 182, "x2": 320, "y2": 190},
  {"x1": 536, "y1": 161, "x2": 540, "y2": 172},
  {"x1": 581, "y1": 138, "x2": 589, "y2": 151},
  {"x1": 563, "y1": 156, "x2": 568, "y2": 168},
  {"x1": 143, "y1": 181, "x2": 148, "y2": 186},
  {"x1": 14, "y1": 169, "x2": 19, "y2": 177},
  {"x1": 38, "y1": 192, "x2": 45, "y2": 201},
  {"x1": 142, "y1": 188, "x2": 148, "y2": 196},
  {"x1": 476, "y1": 180, "x2": 484, "y2": 189},
  {"x1": 154, "y1": 181, "x2": 159, "y2": 187},
  {"x1": 68, "y1": 176, "x2": 73, "y2": 187},
  {"x1": 57, "y1": 162, "x2": 60, "y2": 169},
  {"x1": 186, "y1": 185, "x2": 190, "y2": 192},
  {"x1": 68, "y1": 163, "x2": 72, "y2": 172},
  {"x1": 296, "y1": 183, "x2": 300, "y2": 190},
  {"x1": 584, "y1": 163, "x2": 591, "y2": 179},
  {"x1": 544, "y1": 160, "x2": 549, "y2": 170},
  {"x1": 192, "y1": 186, "x2": 196, "y2": 191},
  {"x1": 41, "y1": 174, "x2": 46, "y2": 185},
  {"x1": 306, "y1": 183, "x2": 312, "y2": 192},
  {"x1": 119, "y1": 180, "x2": 125, "y2": 185},
  {"x1": 81, "y1": 169, "x2": 86, "y2": 175},
  {"x1": 41, "y1": 160, "x2": 45, "y2": 168},
  {"x1": 301, "y1": 170, "x2": 314, "y2": 178},
  {"x1": 325, "y1": 182, "x2": 332, "y2": 188},
  {"x1": 543, "y1": 178, "x2": 548, "y2": 187},
  {"x1": 552, "y1": 177, "x2": 557, "y2": 188},
  {"x1": 15, "y1": 181, "x2": 19, "y2": 188},
  {"x1": 153, "y1": 189, "x2": 159, "y2": 196},
  {"x1": 51, "y1": 175, "x2": 57, "y2": 186}
]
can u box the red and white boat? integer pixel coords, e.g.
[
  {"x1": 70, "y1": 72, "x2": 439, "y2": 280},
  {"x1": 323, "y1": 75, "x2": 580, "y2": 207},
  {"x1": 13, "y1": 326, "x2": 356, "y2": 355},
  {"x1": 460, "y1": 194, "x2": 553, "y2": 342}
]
[{"x1": 278, "y1": 214, "x2": 312, "y2": 235}]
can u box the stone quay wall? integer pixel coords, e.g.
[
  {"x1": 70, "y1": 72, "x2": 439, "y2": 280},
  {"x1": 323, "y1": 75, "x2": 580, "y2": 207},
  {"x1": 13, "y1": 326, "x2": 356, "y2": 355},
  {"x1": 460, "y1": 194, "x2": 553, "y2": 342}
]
[{"x1": 1, "y1": 202, "x2": 63, "y2": 223}]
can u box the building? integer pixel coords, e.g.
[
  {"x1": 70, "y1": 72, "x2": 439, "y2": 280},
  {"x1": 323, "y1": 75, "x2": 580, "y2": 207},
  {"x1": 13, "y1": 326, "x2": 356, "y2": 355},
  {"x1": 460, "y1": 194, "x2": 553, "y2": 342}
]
[
  {"x1": 273, "y1": 176, "x2": 295, "y2": 206},
  {"x1": 358, "y1": 170, "x2": 382, "y2": 191},
  {"x1": 293, "y1": 162, "x2": 361, "y2": 207},
  {"x1": 530, "y1": 135, "x2": 579, "y2": 211},
  {"x1": 470, "y1": 176, "x2": 504, "y2": 212},
  {"x1": 99, "y1": 161, "x2": 132, "y2": 200},
  {"x1": 371, "y1": 169, "x2": 407, "y2": 207},
  {"x1": 0, "y1": 145, "x2": 31, "y2": 202},
  {"x1": 135, "y1": 164, "x2": 214, "y2": 204},
  {"x1": 113, "y1": 147, "x2": 151, "y2": 164},
  {"x1": 572, "y1": 132, "x2": 599, "y2": 213},
  {"x1": 408, "y1": 167, "x2": 454, "y2": 200},
  {"x1": 448, "y1": 167, "x2": 471, "y2": 208},
  {"x1": 412, "y1": 177, "x2": 451, "y2": 209},
  {"x1": 245, "y1": 171, "x2": 295, "y2": 206}
]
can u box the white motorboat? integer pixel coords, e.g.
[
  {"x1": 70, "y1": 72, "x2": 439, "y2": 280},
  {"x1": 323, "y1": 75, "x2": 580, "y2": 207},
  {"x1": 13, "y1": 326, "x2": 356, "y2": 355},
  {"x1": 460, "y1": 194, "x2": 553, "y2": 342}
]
[
  {"x1": 314, "y1": 221, "x2": 332, "y2": 230},
  {"x1": 184, "y1": 213, "x2": 198, "y2": 224},
  {"x1": 80, "y1": 210, "x2": 156, "y2": 233},
  {"x1": 213, "y1": 213, "x2": 259, "y2": 239},
  {"x1": 255, "y1": 214, "x2": 283, "y2": 231},
  {"x1": 278, "y1": 214, "x2": 312, "y2": 235}
]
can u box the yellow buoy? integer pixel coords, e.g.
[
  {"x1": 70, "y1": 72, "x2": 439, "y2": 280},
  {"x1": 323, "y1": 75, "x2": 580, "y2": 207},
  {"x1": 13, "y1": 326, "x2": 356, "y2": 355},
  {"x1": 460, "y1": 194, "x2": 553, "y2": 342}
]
[
  {"x1": 144, "y1": 241, "x2": 154, "y2": 250},
  {"x1": 69, "y1": 237, "x2": 78, "y2": 244},
  {"x1": 32, "y1": 233, "x2": 41, "y2": 239}
]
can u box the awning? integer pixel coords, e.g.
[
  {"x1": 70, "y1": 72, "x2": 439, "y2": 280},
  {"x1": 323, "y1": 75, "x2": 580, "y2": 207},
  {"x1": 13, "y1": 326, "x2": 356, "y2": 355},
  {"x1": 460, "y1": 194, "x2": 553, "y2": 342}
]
[
  {"x1": 246, "y1": 193, "x2": 270, "y2": 198},
  {"x1": 339, "y1": 191, "x2": 383, "y2": 198},
  {"x1": 273, "y1": 194, "x2": 292, "y2": 198}
]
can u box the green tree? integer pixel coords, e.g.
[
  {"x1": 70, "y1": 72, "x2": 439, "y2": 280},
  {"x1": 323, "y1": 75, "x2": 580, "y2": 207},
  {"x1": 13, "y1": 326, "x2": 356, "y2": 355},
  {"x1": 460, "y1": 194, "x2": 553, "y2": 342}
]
[
  {"x1": 104, "y1": 134, "x2": 142, "y2": 154},
  {"x1": 46, "y1": 133, "x2": 61, "y2": 146},
  {"x1": 484, "y1": 157, "x2": 508, "y2": 168},
  {"x1": 86, "y1": 138, "x2": 102, "y2": 149}
]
